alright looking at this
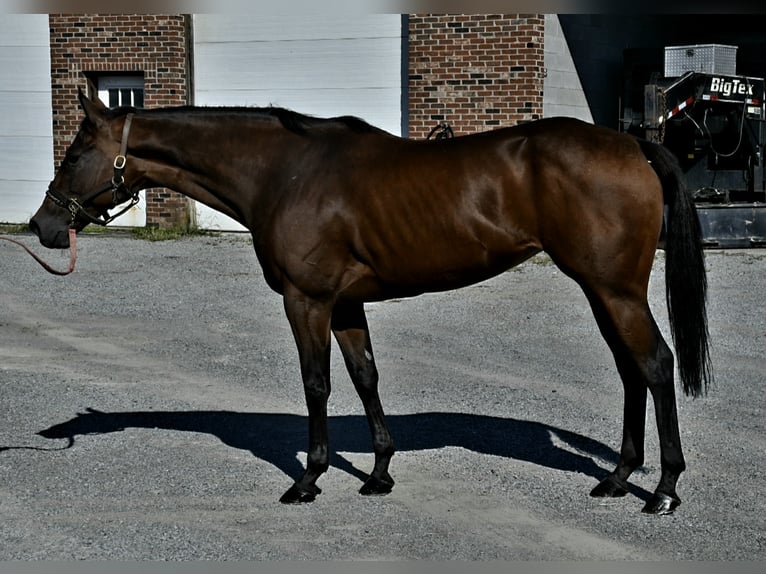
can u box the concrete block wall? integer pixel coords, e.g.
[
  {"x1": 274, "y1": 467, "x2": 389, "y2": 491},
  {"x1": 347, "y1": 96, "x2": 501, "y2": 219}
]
[{"x1": 542, "y1": 14, "x2": 593, "y2": 123}]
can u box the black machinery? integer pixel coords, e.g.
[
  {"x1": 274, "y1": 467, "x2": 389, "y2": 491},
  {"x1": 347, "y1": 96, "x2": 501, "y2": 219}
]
[{"x1": 625, "y1": 44, "x2": 766, "y2": 247}]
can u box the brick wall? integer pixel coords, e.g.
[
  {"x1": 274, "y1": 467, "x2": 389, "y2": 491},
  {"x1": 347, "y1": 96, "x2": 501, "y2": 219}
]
[
  {"x1": 408, "y1": 14, "x2": 545, "y2": 139},
  {"x1": 47, "y1": 14, "x2": 545, "y2": 227},
  {"x1": 49, "y1": 14, "x2": 192, "y2": 229}
]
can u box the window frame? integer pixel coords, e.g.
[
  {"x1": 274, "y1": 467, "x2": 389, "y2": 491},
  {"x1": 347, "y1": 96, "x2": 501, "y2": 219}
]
[{"x1": 95, "y1": 74, "x2": 145, "y2": 108}]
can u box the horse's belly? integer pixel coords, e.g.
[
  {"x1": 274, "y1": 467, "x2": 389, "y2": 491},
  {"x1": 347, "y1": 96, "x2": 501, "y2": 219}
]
[{"x1": 363, "y1": 240, "x2": 541, "y2": 298}]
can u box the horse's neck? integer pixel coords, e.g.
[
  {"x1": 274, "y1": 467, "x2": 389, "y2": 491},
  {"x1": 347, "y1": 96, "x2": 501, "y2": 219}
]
[{"x1": 130, "y1": 113, "x2": 288, "y2": 227}]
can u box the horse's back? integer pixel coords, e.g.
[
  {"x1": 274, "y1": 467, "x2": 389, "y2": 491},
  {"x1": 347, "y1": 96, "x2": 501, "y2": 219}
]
[
  {"x1": 268, "y1": 117, "x2": 664, "y2": 302},
  {"x1": 351, "y1": 117, "x2": 661, "y2": 268}
]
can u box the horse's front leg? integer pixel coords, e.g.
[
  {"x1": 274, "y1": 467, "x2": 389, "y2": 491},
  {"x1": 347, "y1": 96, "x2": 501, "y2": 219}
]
[
  {"x1": 332, "y1": 301, "x2": 395, "y2": 495},
  {"x1": 279, "y1": 287, "x2": 334, "y2": 504}
]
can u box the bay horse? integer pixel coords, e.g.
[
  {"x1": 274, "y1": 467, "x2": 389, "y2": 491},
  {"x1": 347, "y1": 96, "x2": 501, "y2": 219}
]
[{"x1": 30, "y1": 91, "x2": 711, "y2": 514}]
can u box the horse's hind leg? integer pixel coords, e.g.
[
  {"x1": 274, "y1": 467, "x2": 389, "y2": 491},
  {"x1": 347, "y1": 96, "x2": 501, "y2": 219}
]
[
  {"x1": 582, "y1": 286, "x2": 685, "y2": 514},
  {"x1": 332, "y1": 301, "x2": 395, "y2": 495},
  {"x1": 590, "y1": 366, "x2": 648, "y2": 500}
]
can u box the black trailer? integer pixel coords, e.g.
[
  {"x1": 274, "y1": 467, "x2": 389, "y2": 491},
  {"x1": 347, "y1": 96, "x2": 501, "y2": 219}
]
[{"x1": 625, "y1": 46, "x2": 766, "y2": 247}]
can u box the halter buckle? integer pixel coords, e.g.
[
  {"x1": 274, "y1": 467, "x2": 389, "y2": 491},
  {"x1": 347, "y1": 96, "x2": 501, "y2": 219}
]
[
  {"x1": 113, "y1": 155, "x2": 127, "y2": 170},
  {"x1": 67, "y1": 197, "x2": 83, "y2": 219}
]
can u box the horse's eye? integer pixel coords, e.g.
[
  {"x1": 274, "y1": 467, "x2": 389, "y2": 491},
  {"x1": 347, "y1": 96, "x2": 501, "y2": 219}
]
[{"x1": 65, "y1": 155, "x2": 80, "y2": 166}]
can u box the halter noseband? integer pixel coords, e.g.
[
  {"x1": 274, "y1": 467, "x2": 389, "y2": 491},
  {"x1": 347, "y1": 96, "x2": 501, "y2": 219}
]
[{"x1": 46, "y1": 113, "x2": 140, "y2": 227}]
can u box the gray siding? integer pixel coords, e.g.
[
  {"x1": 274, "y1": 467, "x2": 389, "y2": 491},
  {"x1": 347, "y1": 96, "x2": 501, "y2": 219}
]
[
  {"x1": 0, "y1": 15, "x2": 53, "y2": 224},
  {"x1": 543, "y1": 15, "x2": 592, "y2": 124}
]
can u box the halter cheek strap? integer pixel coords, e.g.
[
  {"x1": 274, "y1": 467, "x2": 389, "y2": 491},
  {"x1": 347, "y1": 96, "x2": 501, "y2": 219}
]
[{"x1": 112, "y1": 112, "x2": 133, "y2": 185}]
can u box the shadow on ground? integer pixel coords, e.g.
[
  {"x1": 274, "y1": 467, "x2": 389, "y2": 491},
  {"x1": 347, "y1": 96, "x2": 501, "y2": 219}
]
[{"x1": 2, "y1": 408, "x2": 650, "y2": 497}]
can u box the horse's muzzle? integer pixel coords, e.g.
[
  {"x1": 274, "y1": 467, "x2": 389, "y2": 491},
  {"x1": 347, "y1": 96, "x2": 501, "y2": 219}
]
[{"x1": 28, "y1": 215, "x2": 71, "y2": 249}]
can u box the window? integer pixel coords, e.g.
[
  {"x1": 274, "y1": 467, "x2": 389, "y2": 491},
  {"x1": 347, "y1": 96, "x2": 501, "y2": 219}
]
[
  {"x1": 88, "y1": 73, "x2": 147, "y2": 228},
  {"x1": 96, "y1": 74, "x2": 144, "y2": 108}
]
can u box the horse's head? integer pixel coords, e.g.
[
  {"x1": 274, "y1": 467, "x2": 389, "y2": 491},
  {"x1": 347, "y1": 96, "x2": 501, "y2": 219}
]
[{"x1": 30, "y1": 89, "x2": 140, "y2": 248}]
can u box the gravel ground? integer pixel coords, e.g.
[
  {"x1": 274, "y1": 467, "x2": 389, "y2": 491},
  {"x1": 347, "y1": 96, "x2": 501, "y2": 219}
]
[{"x1": 0, "y1": 231, "x2": 764, "y2": 560}]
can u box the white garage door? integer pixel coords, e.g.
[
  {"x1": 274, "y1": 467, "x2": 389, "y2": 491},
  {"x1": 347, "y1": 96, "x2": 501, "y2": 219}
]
[
  {"x1": 192, "y1": 14, "x2": 404, "y2": 231},
  {"x1": 0, "y1": 15, "x2": 53, "y2": 224}
]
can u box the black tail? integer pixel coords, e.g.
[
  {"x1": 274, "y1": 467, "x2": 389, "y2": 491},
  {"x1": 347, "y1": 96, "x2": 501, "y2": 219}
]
[{"x1": 638, "y1": 139, "x2": 712, "y2": 397}]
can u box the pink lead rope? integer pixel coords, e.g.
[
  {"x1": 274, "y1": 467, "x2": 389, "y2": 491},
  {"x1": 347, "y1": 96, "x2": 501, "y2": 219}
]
[{"x1": 0, "y1": 228, "x2": 77, "y2": 276}]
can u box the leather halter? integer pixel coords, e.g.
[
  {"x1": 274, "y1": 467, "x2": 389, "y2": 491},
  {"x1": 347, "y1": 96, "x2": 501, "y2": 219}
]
[{"x1": 46, "y1": 113, "x2": 139, "y2": 227}]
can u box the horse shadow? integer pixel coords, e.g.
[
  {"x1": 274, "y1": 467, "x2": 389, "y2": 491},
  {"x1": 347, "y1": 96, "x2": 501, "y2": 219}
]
[{"x1": 21, "y1": 408, "x2": 651, "y2": 501}]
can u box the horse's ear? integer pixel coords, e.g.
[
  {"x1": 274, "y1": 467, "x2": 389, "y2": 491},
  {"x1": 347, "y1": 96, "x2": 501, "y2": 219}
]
[{"x1": 78, "y1": 87, "x2": 108, "y2": 127}]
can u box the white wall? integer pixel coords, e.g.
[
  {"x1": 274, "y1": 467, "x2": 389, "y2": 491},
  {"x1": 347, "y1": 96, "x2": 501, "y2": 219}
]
[
  {"x1": 192, "y1": 14, "x2": 404, "y2": 231},
  {"x1": 0, "y1": 15, "x2": 53, "y2": 224},
  {"x1": 543, "y1": 14, "x2": 593, "y2": 123}
]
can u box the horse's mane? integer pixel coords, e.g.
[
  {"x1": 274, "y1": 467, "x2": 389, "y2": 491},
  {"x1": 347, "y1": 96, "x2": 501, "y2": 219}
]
[{"x1": 104, "y1": 104, "x2": 382, "y2": 136}]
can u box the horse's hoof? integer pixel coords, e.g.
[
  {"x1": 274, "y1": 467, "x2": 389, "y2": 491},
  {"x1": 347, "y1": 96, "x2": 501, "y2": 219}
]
[
  {"x1": 642, "y1": 492, "x2": 680, "y2": 515},
  {"x1": 359, "y1": 474, "x2": 394, "y2": 496},
  {"x1": 590, "y1": 475, "x2": 629, "y2": 498},
  {"x1": 279, "y1": 483, "x2": 321, "y2": 504}
]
